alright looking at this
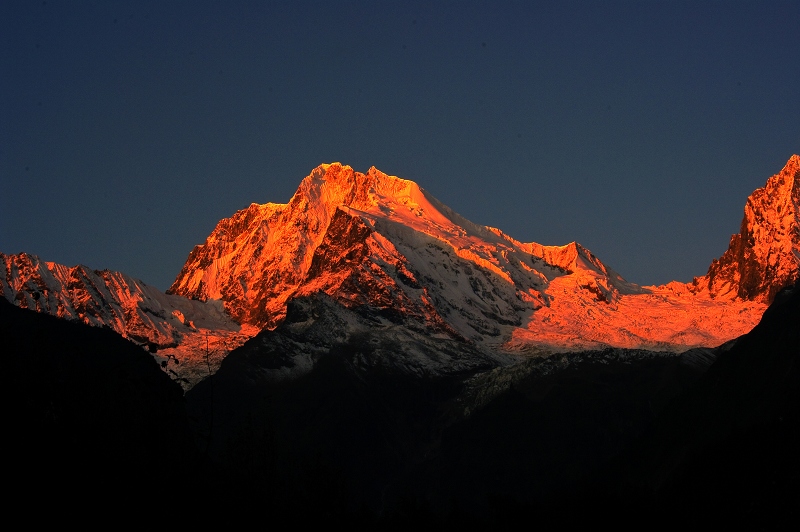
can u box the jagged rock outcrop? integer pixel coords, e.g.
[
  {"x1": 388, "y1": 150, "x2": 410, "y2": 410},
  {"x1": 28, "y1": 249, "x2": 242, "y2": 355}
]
[{"x1": 703, "y1": 154, "x2": 800, "y2": 302}]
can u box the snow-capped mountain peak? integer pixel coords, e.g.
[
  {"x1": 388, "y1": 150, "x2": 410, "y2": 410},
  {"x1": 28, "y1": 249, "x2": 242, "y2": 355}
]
[
  {"x1": 168, "y1": 160, "x2": 793, "y2": 353},
  {"x1": 702, "y1": 154, "x2": 800, "y2": 302},
  {"x1": 168, "y1": 163, "x2": 606, "y2": 339}
]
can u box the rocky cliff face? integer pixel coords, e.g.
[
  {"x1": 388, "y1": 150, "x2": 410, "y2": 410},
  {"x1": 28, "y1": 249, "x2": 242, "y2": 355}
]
[
  {"x1": 4, "y1": 252, "x2": 190, "y2": 347},
  {"x1": 167, "y1": 164, "x2": 409, "y2": 328},
  {"x1": 703, "y1": 155, "x2": 800, "y2": 303}
]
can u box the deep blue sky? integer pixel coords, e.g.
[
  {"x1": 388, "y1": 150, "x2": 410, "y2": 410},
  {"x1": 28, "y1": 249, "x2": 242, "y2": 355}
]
[{"x1": 2, "y1": 1, "x2": 798, "y2": 290}]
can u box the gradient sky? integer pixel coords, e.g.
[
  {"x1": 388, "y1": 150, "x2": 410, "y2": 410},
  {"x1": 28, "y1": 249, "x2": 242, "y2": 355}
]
[{"x1": 2, "y1": 1, "x2": 799, "y2": 290}]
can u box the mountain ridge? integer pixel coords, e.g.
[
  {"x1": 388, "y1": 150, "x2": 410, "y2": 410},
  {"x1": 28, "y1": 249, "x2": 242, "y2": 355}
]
[
  {"x1": 167, "y1": 159, "x2": 795, "y2": 353},
  {"x1": 3, "y1": 156, "x2": 798, "y2": 386},
  {"x1": 4, "y1": 157, "x2": 797, "y2": 526}
]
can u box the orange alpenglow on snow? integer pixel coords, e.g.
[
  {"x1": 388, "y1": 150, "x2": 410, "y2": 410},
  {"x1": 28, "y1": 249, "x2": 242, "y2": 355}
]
[{"x1": 167, "y1": 156, "x2": 799, "y2": 353}]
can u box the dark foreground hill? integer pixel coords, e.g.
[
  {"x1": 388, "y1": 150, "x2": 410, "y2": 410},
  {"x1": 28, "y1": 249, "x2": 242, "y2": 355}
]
[
  {"x1": 618, "y1": 281, "x2": 800, "y2": 528},
  {"x1": 5, "y1": 283, "x2": 798, "y2": 528},
  {"x1": 2, "y1": 297, "x2": 201, "y2": 516},
  {"x1": 181, "y1": 284, "x2": 798, "y2": 527}
]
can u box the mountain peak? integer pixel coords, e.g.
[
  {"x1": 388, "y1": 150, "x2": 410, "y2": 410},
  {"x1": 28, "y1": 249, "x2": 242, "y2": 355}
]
[
  {"x1": 784, "y1": 153, "x2": 800, "y2": 172},
  {"x1": 703, "y1": 155, "x2": 800, "y2": 302},
  {"x1": 758, "y1": 150, "x2": 797, "y2": 191},
  {"x1": 292, "y1": 163, "x2": 420, "y2": 214},
  {"x1": 165, "y1": 161, "x2": 774, "y2": 352},
  {"x1": 168, "y1": 164, "x2": 440, "y2": 328},
  {"x1": 762, "y1": 154, "x2": 799, "y2": 199},
  {"x1": 167, "y1": 163, "x2": 596, "y2": 333}
]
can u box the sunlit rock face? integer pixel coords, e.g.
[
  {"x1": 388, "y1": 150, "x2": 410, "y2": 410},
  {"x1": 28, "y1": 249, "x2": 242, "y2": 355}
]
[
  {"x1": 3, "y1": 252, "x2": 183, "y2": 347},
  {"x1": 169, "y1": 157, "x2": 799, "y2": 353},
  {"x1": 703, "y1": 155, "x2": 800, "y2": 303}
]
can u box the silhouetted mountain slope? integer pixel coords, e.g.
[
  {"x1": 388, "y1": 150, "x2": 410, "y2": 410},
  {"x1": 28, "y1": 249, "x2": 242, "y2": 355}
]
[
  {"x1": 435, "y1": 352, "x2": 700, "y2": 509},
  {"x1": 180, "y1": 301, "x2": 705, "y2": 523},
  {"x1": 5, "y1": 280, "x2": 796, "y2": 527},
  {"x1": 183, "y1": 293, "x2": 506, "y2": 520},
  {"x1": 177, "y1": 280, "x2": 798, "y2": 527},
  {"x1": 2, "y1": 297, "x2": 200, "y2": 512},
  {"x1": 619, "y1": 281, "x2": 800, "y2": 527}
]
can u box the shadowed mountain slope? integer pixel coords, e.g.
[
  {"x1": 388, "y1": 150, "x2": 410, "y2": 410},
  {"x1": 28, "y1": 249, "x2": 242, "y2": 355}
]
[{"x1": 2, "y1": 297, "x2": 201, "y2": 512}]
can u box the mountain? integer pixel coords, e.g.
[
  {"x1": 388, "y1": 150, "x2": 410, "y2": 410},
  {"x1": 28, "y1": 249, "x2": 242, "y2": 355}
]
[
  {"x1": 0, "y1": 251, "x2": 256, "y2": 388},
  {"x1": 183, "y1": 292, "x2": 515, "y2": 514},
  {"x1": 182, "y1": 289, "x2": 698, "y2": 518},
  {"x1": 3, "y1": 156, "x2": 797, "y2": 387},
  {"x1": 7, "y1": 268, "x2": 796, "y2": 527},
  {"x1": 702, "y1": 153, "x2": 800, "y2": 302},
  {"x1": 613, "y1": 280, "x2": 800, "y2": 528},
  {"x1": 169, "y1": 160, "x2": 796, "y2": 354},
  {"x1": 4, "y1": 157, "x2": 798, "y2": 526}
]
